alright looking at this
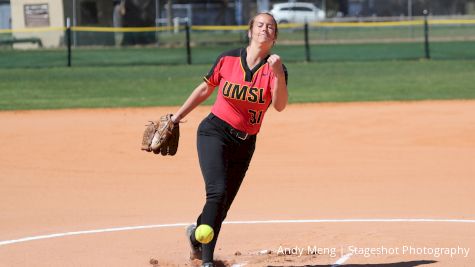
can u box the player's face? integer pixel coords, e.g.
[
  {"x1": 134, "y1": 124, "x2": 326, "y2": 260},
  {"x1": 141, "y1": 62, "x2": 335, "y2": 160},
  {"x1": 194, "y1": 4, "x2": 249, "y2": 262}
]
[{"x1": 249, "y1": 14, "x2": 276, "y2": 46}]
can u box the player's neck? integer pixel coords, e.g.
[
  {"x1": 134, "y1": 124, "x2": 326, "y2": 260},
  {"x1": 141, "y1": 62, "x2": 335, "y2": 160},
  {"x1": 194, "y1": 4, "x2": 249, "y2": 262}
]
[{"x1": 246, "y1": 45, "x2": 269, "y2": 69}]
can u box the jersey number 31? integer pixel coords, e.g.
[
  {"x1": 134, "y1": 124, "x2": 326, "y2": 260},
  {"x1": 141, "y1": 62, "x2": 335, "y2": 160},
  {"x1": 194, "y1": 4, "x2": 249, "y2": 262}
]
[{"x1": 248, "y1": 110, "x2": 263, "y2": 125}]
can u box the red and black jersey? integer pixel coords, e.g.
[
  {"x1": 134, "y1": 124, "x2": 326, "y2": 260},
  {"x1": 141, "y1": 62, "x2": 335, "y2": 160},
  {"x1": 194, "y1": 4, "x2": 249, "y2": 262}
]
[{"x1": 204, "y1": 48, "x2": 288, "y2": 135}]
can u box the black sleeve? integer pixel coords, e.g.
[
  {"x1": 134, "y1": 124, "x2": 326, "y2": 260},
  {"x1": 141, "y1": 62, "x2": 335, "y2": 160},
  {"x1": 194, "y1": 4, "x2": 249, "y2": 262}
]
[
  {"x1": 204, "y1": 48, "x2": 241, "y2": 86},
  {"x1": 283, "y1": 64, "x2": 288, "y2": 85}
]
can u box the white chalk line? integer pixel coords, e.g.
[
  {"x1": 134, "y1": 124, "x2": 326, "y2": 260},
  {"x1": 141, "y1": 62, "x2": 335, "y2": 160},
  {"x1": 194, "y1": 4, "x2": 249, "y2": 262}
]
[
  {"x1": 332, "y1": 253, "x2": 353, "y2": 266},
  {"x1": 1, "y1": 218, "x2": 474, "y2": 266},
  {"x1": 1, "y1": 218, "x2": 474, "y2": 247},
  {"x1": 0, "y1": 222, "x2": 190, "y2": 246}
]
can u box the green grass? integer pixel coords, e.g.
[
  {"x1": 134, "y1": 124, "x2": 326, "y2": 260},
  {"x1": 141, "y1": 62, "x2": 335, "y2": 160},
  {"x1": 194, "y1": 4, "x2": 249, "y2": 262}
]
[
  {"x1": 1, "y1": 60, "x2": 474, "y2": 110},
  {"x1": 287, "y1": 60, "x2": 475, "y2": 103}
]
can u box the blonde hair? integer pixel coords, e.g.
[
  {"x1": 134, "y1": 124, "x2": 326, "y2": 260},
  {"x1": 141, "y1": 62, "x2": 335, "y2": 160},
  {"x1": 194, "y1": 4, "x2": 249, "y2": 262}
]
[{"x1": 248, "y1": 12, "x2": 279, "y2": 40}]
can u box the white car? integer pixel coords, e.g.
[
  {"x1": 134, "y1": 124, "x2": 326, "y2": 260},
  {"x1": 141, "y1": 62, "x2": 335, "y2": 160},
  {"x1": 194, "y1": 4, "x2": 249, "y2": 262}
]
[{"x1": 270, "y1": 2, "x2": 325, "y2": 24}]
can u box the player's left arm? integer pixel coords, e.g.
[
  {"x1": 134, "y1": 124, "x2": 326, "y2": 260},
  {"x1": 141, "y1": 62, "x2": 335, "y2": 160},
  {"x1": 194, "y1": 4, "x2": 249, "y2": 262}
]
[{"x1": 268, "y1": 54, "x2": 288, "y2": 112}]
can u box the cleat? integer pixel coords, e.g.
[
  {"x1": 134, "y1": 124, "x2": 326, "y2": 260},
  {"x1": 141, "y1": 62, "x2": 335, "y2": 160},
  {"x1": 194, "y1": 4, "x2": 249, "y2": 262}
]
[{"x1": 185, "y1": 224, "x2": 202, "y2": 260}]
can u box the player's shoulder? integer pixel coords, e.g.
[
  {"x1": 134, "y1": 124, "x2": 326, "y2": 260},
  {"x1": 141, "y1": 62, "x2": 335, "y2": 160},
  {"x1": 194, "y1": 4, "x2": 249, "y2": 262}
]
[
  {"x1": 281, "y1": 63, "x2": 289, "y2": 84},
  {"x1": 282, "y1": 63, "x2": 288, "y2": 72},
  {"x1": 216, "y1": 48, "x2": 242, "y2": 60}
]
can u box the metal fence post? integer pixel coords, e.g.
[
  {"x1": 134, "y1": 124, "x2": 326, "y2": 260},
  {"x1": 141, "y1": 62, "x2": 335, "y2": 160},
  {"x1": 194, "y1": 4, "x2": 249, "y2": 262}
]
[
  {"x1": 423, "y1": 9, "x2": 430, "y2": 60},
  {"x1": 304, "y1": 22, "x2": 311, "y2": 62},
  {"x1": 185, "y1": 21, "x2": 191, "y2": 65},
  {"x1": 66, "y1": 17, "x2": 72, "y2": 67}
]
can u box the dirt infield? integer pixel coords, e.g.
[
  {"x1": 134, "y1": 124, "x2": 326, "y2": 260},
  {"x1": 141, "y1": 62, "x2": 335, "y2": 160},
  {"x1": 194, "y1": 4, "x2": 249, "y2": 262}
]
[{"x1": 0, "y1": 101, "x2": 474, "y2": 267}]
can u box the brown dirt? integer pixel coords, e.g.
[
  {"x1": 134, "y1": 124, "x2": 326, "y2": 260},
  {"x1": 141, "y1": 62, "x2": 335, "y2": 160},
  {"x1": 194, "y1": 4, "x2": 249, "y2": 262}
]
[{"x1": 0, "y1": 101, "x2": 474, "y2": 266}]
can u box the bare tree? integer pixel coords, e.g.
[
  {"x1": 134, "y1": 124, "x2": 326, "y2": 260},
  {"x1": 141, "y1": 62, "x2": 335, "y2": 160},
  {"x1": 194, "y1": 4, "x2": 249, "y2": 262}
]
[
  {"x1": 216, "y1": 0, "x2": 229, "y2": 25},
  {"x1": 167, "y1": 0, "x2": 173, "y2": 27}
]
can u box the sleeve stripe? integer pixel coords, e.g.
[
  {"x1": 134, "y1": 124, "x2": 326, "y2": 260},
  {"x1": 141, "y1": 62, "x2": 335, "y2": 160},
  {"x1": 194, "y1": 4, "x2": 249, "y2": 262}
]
[{"x1": 203, "y1": 76, "x2": 218, "y2": 87}]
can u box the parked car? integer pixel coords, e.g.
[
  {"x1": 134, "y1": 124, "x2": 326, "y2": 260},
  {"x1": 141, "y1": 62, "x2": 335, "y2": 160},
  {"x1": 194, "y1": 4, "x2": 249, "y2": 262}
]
[{"x1": 270, "y1": 2, "x2": 325, "y2": 24}]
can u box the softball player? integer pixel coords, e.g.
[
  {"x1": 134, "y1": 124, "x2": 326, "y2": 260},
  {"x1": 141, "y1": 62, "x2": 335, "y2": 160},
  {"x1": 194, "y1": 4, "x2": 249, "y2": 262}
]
[{"x1": 171, "y1": 12, "x2": 288, "y2": 267}]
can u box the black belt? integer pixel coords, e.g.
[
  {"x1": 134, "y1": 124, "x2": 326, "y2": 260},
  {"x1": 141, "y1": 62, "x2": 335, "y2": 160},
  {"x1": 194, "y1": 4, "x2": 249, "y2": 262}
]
[{"x1": 207, "y1": 113, "x2": 254, "y2": 141}]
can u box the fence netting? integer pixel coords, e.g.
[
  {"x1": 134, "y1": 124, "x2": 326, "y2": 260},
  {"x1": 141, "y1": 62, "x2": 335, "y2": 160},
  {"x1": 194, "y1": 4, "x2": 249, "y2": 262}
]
[{"x1": 1, "y1": 18, "x2": 474, "y2": 68}]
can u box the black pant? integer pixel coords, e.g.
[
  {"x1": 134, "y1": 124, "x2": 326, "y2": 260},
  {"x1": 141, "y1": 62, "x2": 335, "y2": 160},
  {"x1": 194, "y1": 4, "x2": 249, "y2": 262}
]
[{"x1": 194, "y1": 113, "x2": 256, "y2": 262}]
